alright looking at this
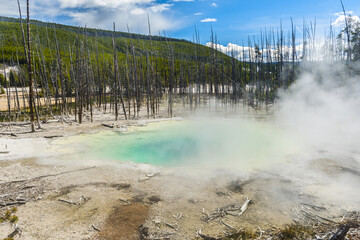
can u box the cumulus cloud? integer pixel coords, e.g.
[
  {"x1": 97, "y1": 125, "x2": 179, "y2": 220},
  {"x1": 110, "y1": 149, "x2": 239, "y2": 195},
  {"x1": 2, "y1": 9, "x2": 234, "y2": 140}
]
[
  {"x1": 131, "y1": 8, "x2": 146, "y2": 16},
  {"x1": 150, "y1": 3, "x2": 173, "y2": 13},
  {"x1": 0, "y1": 0, "x2": 181, "y2": 34},
  {"x1": 332, "y1": 11, "x2": 360, "y2": 27},
  {"x1": 210, "y1": 3, "x2": 218, "y2": 7},
  {"x1": 58, "y1": 0, "x2": 154, "y2": 9},
  {"x1": 207, "y1": 42, "x2": 310, "y2": 61},
  {"x1": 206, "y1": 42, "x2": 254, "y2": 59},
  {"x1": 201, "y1": 18, "x2": 217, "y2": 23}
]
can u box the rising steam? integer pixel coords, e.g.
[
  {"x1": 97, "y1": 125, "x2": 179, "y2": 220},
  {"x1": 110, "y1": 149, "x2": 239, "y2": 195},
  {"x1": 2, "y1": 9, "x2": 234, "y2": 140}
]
[{"x1": 276, "y1": 61, "x2": 360, "y2": 161}]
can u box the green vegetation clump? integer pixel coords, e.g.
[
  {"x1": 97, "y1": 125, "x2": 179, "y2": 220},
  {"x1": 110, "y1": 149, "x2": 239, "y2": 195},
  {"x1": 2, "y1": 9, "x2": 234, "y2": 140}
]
[
  {"x1": 0, "y1": 73, "x2": 5, "y2": 86},
  {"x1": 38, "y1": 89, "x2": 44, "y2": 98},
  {"x1": 222, "y1": 229, "x2": 257, "y2": 240},
  {"x1": 0, "y1": 207, "x2": 18, "y2": 240},
  {"x1": 0, "y1": 87, "x2": 4, "y2": 95},
  {"x1": 0, "y1": 207, "x2": 18, "y2": 224},
  {"x1": 279, "y1": 224, "x2": 315, "y2": 240},
  {"x1": 9, "y1": 70, "x2": 18, "y2": 87},
  {"x1": 9, "y1": 215, "x2": 18, "y2": 224}
]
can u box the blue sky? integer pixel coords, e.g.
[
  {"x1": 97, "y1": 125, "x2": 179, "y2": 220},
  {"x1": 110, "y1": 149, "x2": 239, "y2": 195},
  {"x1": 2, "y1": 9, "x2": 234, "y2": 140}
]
[{"x1": 1, "y1": 0, "x2": 359, "y2": 45}]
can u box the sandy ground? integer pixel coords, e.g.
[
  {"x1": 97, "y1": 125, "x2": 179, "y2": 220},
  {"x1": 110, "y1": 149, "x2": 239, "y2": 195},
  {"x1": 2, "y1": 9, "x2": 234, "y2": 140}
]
[{"x1": 0, "y1": 107, "x2": 359, "y2": 240}]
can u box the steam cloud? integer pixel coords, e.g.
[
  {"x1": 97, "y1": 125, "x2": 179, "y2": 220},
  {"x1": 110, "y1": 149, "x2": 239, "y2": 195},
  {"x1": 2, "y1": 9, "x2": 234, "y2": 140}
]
[
  {"x1": 273, "y1": 61, "x2": 360, "y2": 208},
  {"x1": 276, "y1": 61, "x2": 360, "y2": 161}
]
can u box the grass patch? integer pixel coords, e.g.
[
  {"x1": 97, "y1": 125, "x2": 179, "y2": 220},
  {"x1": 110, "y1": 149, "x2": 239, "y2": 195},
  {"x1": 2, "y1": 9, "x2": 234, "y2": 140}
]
[
  {"x1": 223, "y1": 229, "x2": 257, "y2": 240},
  {"x1": 279, "y1": 224, "x2": 315, "y2": 240}
]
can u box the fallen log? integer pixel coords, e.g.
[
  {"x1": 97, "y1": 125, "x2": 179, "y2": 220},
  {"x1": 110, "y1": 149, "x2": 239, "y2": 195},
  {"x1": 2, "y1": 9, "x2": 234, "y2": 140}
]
[
  {"x1": 300, "y1": 202, "x2": 326, "y2": 211},
  {"x1": 119, "y1": 198, "x2": 131, "y2": 205},
  {"x1": 0, "y1": 200, "x2": 26, "y2": 207},
  {"x1": 220, "y1": 220, "x2": 235, "y2": 230},
  {"x1": 146, "y1": 172, "x2": 161, "y2": 178},
  {"x1": 203, "y1": 198, "x2": 252, "y2": 222},
  {"x1": 0, "y1": 122, "x2": 30, "y2": 126},
  {"x1": 238, "y1": 198, "x2": 251, "y2": 216},
  {"x1": 8, "y1": 226, "x2": 22, "y2": 238},
  {"x1": 101, "y1": 123, "x2": 114, "y2": 128},
  {"x1": 21, "y1": 185, "x2": 36, "y2": 190},
  {"x1": 300, "y1": 205, "x2": 335, "y2": 224},
  {"x1": 0, "y1": 132, "x2": 17, "y2": 137},
  {"x1": 42, "y1": 119, "x2": 59, "y2": 123},
  {"x1": 58, "y1": 199, "x2": 77, "y2": 205},
  {"x1": 164, "y1": 222, "x2": 177, "y2": 230},
  {"x1": 0, "y1": 166, "x2": 96, "y2": 185},
  {"x1": 92, "y1": 224, "x2": 101, "y2": 232},
  {"x1": 44, "y1": 135, "x2": 63, "y2": 139},
  {"x1": 329, "y1": 225, "x2": 350, "y2": 240}
]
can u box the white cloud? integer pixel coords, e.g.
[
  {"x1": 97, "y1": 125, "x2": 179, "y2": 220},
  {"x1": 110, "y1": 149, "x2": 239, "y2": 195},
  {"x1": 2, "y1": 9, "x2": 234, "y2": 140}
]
[
  {"x1": 332, "y1": 11, "x2": 360, "y2": 27},
  {"x1": 58, "y1": 0, "x2": 155, "y2": 9},
  {"x1": 210, "y1": 3, "x2": 218, "y2": 7},
  {"x1": 0, "y1": 0, "x2": 180, "y2": 34},
  {"x1": 131, "y1": 8, "x2": 146, "y2": 15},
  {"x1": 194, "y1": 12, "x2": 203, "y2": 16},
  {"x1": 208, "y1": 41, "x2": 334, "y2": 62},
  {"x1": 201, "y1": 18, "x2": 217, "y2": 23},
  {"x1": 150, "y1": 3, "x2": 173, "y2": 13},
  {"x1": 173, "y1": 0, "x2": 194, "y2": 1},
  {"x1": 206, "y1": 42, "x2": 254, "y2": 59},
  {"x1": 209, "y1": 42, "x2": 289, "y2": 60}
]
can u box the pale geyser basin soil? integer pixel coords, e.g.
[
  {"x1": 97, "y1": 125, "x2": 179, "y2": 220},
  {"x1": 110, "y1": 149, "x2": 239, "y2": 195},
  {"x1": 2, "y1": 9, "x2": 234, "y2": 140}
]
[{"x1": 0, "y1": 110, "x2": 359, "y2": 239}]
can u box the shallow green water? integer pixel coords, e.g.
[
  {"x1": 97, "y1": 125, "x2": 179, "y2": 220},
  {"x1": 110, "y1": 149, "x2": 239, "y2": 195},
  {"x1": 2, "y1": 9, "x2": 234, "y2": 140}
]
[
  {"x1": 55, "y1": 119, "x2": 301, "y2": 170},
  {"x1": 91, "y1": 122, "x2": 198, "y2": 166}
]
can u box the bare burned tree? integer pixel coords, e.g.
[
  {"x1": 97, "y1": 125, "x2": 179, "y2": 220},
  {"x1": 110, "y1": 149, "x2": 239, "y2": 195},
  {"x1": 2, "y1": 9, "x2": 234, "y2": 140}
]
[
  {"x1": 340, "y1": 0, "x2": 351, "y2": 61},
  {"x1": 112, "y1": 23, "x2": 119, "y2": 121},
  {"x1": 26, "y1": 0, "x2": 35, "y2": 132},
  {"x1": 2, "y1": 2, "x2": 357, "y2": 124}
]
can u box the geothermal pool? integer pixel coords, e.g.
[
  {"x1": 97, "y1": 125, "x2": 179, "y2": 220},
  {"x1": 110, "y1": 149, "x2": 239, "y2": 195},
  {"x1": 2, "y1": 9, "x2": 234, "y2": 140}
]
[
  {"x1": 53, "y1": 119, "x2": 301, "y2": 171},
  {"x1": 46, "y1": 117, "x2": 360, "y2": 208}
]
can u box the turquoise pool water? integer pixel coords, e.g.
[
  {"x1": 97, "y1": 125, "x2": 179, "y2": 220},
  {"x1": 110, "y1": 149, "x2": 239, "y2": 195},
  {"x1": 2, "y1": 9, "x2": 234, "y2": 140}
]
[
  {"x1": 91, "y1": 122, "x2": 198, "y2": 166},
  {"x1": 54, "y1": 119, "x2": 301, "y2": 170}
]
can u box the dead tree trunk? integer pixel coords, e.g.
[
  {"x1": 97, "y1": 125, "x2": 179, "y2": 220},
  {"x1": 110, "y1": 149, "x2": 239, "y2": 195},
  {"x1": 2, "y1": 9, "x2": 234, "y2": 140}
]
[
  {"x1": 26, "y1": 0, "x2": 35, "y2": 132},
  {"x1": 112, "y1": 23, "x2": 119, "y2": 121}
]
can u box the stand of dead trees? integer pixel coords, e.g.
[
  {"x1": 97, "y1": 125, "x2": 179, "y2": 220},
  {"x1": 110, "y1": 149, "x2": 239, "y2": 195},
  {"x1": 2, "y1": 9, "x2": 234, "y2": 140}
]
[{"x1": 0, "y1": 2, "x2": 359, "y2": 129}]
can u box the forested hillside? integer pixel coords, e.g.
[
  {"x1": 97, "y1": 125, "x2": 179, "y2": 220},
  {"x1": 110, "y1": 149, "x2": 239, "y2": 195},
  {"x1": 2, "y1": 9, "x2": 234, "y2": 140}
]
[
  {"x1": 1, "y1": 16, "x2": 257, "y2": 125},
  {"x1": 0, "y1": 16, "x2": 226, "y2": 64}
]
